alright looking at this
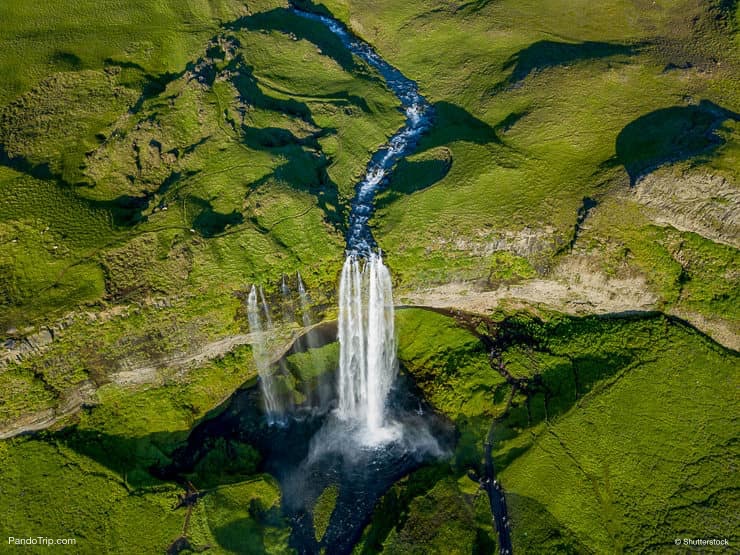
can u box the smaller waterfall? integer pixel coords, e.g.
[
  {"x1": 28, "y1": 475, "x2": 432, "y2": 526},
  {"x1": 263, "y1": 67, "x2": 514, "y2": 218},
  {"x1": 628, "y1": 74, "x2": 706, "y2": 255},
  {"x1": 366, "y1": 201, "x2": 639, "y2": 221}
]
[
  {"x1": 247, "y1": 285, "x2": 280, "y2": 422},
  {"x1": 259, "y1": 285, "x2": 273, "y2": 327},
  {"x1": 297, "y1": 271, "x2": 314, "y2": 332},
  {"x1": 281, "y1": 275, "x2": 294, "y2": 323},
  {"x1": 337, "y1": 253, "x2": 397, "y2": 440}
]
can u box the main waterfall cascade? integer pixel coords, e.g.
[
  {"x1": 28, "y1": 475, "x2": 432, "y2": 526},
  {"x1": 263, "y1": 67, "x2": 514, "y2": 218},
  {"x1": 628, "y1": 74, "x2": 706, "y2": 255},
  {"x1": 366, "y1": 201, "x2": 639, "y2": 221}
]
[
  {"x1": 337, "y1": 254, "x2": 397, "y2": 439},
  {"x1": 292, "y1": 7, "x2": 433, "y2": 444}
]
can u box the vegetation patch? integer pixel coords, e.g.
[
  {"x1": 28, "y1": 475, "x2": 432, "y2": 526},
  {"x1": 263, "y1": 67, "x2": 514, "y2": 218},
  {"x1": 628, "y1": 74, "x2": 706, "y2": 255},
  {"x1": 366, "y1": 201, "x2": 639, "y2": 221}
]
[{"x1": 313, "y1": 484, "x2": 339, "y2": 542}]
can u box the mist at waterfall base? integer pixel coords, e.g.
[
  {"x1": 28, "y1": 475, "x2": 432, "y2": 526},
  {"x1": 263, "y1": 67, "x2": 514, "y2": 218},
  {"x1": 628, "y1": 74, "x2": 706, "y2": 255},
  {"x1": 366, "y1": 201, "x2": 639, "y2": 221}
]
[{"x1": 239, "y1": 258, "x2": 453, "y2": 553}]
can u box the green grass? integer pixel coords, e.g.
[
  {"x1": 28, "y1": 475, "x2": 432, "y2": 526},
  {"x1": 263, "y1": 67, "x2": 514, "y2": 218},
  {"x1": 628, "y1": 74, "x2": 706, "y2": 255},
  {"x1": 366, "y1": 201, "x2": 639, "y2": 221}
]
[
  {"x1": 391, "y1": 307, "x2": 739, "y2": 554},
  {"x1": 0, "y1": 0, "x2": 251, "y2": 104},
  {"x1": 200, "y1": 477, "x2": 292, "y2": 554},
  {"x1": 583, "y1": 194, "x2": 740, "y2": 320},
  {"x1": 285, "y1": 342, "x2": 340, "y2": 383},
  {"x1": 396, "y1": 308, "x2": 509, "y2": 421},
  {"x1": 313, "y1": 484, "x2": 339, "y2": 542},
  {"x1": 498, "y1": 317, "x2": 739, "y2": 552},
  {"x1": 0, "y1": 343, "x2": 267, "y2": 553},
  {"x1": 0, "y1": 438, "x2": 183, "y2": 554},
  {"x1": 353, "y1": 465, "x2": 496, "y2": 555},
  {"x1": 0, "y1": 0, "x2": 414, "y2": 336},
  {"x1": 0, "y1": 0, "x2": 738, "y2": 553}
]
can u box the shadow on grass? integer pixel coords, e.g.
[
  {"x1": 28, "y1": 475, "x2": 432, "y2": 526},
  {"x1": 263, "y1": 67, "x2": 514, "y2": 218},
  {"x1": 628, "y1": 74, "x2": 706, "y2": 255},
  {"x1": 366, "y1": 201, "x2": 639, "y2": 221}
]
[
  {"x1": 188, "y1": 196, "x2": 245, "y2": 237},
  {"x1": 247, "y1": 147, "x2": 346, "y2": 231},
  {"x1": 372, "y1": 103, "x2": 524, "y2": 206},
  {"x1": 55, "y1": 427, "x2": 186, "y2": 488},
  {"x1": 227, "y1": 57, "x2": 316, "y2": 124},
  {"x1": 492, "y1": 40, "x2": 642, "y2": 92},
  {"x1": 226, "y1": 9, "x2": 358, "y2": 75},
  {"x1": 376, "y1": 148, "x2": 452, "y2": 208},
  {"x1": 615, "y1": 99, "x2": 740, "y2": 185},
  {"x1": 213, "y1": 518, "x2": 273, "y2": 555},
  {"x1": 241, "y1": 125, "x2": 333, "y2": 152},
  {"x1": 422, "y1": 101, "x2": 502, "y2": 150},
  {"x1": 506, "y1": 492, "x2": 591, "y2": 552}
]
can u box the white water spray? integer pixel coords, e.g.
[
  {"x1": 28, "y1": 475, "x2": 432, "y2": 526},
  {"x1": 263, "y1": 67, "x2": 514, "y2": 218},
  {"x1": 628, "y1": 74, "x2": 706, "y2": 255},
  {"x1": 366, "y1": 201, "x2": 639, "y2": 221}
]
[
  {"x1": 281, "y1": 275, "x2": 294, "y2": 323},
  {"x1": 297, "y1": 271, "x2": 313, "y2": 330},
  {"x1": 247, "y1": 285, "x2": 280, "y2": 421},
  {"x1": 337, "y1": 253, "x2": 397, "y2": 439},
  {"x1": 258, "y1": 285, "x2": 273, "y2": 327}
]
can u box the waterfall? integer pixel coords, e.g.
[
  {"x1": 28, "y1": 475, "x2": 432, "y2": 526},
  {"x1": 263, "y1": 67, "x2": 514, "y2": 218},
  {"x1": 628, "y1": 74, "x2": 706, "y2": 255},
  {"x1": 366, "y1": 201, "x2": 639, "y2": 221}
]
[
  {"x1": 337, "y1": 253, "x2": 397, "y2": 437},
  {"x1": 258, "y1": 285, "x2": 273, "y2": 327},
  {"x1": 281, "y1": 275, "x2": 294, "y2": 323},
  {"x1": 297, "y1": 271, "x2": 313, "y2": 330},
  {"x1": 247, "y1": 285, "x2": 280, "y2": 422},
  {"x1": 292, "y1": 8, "x2": 433, "y2": 443}
]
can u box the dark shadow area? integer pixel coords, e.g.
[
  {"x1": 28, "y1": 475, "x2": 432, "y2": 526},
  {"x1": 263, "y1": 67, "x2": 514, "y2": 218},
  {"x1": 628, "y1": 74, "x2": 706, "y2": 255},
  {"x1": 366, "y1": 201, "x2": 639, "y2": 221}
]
[
  {"x1": 505, "y1": 493, "x2": 591, "y2": 553},
  {"x1": 376, "y1": 149, "x2": 452, "y2": 209},
  {"x1": 188, "y1": 196, "x2": 244, "y2": 237},
  {"x1": 414, "y1": 308, "x2": 678, "y2": 477},
  {"x1": 615, "y1": 99, "x2": 740, "y2": 185},
  {"x1": 492, "y1": 110, "x2": 529, "y2": 138},
  {"x1": 0, "y1": 137, "x2": 202, "y2": 229},
  {"x1": 248, "y1": 148, "x2": 346, "y2": 231},
  {"x1": 563, "y1": 196, "x2": 598, "y2": 252},
  {"x1": 419, "y1": 101, "x2": 501, "y2": 151},
  {"x1": 170, "y1": 136, "x2": 210, "y2": 159},
  {"x1": 99, "y1": 169, "x2": 198, "y2": 227},
  {"x1": 213, "y1": 518, "x2": 275, "y2": 555},
  {"x1": 492, "y1": 40, "x2": 642, "y2": 92},
  {"x1": 227, "y1": 57, "x2": 315, "y2": 123},
  {"x1": 51, "y1": 51, "x2": 83, "y2": 71},
  {"x1": 456, "y1": 0, "x2": 496, "y2": 13},
  {"x1": 242, "y1": 125, "x2": 331, "y2": 152},
  {"x1": 55, "y1": 426, "x2": 185, "y2": 488},
  {"x1": 351, "y1": 463, "x2": 451, "y2": 555},
  {"x1": 226, "y1": 9, "x2": 359, "y2": 76},
  {"x1": 0, "y1": 145, "x2": 56, "y2": 181},
  {"x1": 104, "y1": 58, "x2": 185, "y2": 114}
]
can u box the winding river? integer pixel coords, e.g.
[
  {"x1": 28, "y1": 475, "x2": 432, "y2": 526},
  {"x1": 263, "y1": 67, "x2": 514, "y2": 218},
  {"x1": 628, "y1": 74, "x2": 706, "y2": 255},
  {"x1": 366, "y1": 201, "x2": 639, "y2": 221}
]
[{"x1": 292, "y1": 7, "x2": 434, "y2": 255}]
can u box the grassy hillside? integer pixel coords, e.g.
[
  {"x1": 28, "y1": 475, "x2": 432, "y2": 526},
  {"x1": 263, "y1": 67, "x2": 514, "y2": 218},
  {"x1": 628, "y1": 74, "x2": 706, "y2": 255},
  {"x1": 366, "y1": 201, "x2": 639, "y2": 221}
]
[
  {"x1": 336, "y1": 0, "x2": 740, "y2": 324},
  {"x1": 388, "y1": 308, "x2": 738, "y2": 554},
  {"x1": 0, "y1": 0, "x2": 737, "y2": 553}
]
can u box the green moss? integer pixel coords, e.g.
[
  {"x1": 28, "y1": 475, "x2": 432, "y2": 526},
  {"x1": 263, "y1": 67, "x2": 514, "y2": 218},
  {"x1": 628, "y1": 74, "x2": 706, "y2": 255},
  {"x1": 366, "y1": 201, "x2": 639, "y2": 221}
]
[
  {"x1": 201, "y1": 477, "x2": 292, "y2": 554},
  {"x1": 391, "y1": 307, "x2": 738, "y2": 553},
  {"x1": 499, "y1": 317, "x2": 739, "y2": 552},
  {"x1": 192, "y1": 438, "x2": 261, "y2": 489},
  {"x1": 0, "y1": 438, "x2": 183, "y2": 554},
  {"x1": 381, "y1": 477, "x2": 491, "y2": 555},
  {"x1": 313, "y1": 484, "x2": 339, "y2": 542},
  {"x1": 487, "y1": 251, "x2": 537, "y2": 283},
  {"x1": 285, "y1": 342, "x2": 339, "y2": 383}
]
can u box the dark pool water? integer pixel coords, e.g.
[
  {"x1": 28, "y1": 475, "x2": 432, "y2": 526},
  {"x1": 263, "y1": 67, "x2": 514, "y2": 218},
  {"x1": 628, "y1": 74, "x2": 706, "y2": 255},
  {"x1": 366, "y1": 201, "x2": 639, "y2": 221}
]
[{"x1": 166, "y1": 371, "x2": 453, "y2": 554}]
